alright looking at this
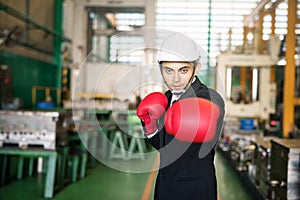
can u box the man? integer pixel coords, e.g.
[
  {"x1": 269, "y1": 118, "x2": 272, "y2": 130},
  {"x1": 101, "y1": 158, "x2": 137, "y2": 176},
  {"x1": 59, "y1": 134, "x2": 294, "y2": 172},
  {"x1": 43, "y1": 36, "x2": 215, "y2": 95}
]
[{"x1": 137, "y1": 32, "x2": 225, "y2": 200}]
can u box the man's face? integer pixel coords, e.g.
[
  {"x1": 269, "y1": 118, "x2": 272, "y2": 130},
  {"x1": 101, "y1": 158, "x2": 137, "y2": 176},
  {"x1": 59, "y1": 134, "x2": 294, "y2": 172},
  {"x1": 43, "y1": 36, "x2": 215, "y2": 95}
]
[{"x1": 161, "y1": 61, "x2": 199, "y2": 92}]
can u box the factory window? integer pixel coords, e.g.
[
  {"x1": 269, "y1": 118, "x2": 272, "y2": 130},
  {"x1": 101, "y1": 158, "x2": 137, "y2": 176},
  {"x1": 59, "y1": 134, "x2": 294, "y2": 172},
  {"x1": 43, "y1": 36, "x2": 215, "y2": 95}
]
[
  {"x1": 86, "y1": 8, "x2": 145, "y2": 64},
  {"x1": 110, "y1": 35, "x2": 144, "y2": 64},
  {"x1": 86, "y1": 1, "x2": 298, "y2": 69},
  {"x1": 156, "y1": 0, "x2": 260, "y2": 71},
  {"x1": 109, "y1": 12, "x2": 145, "y2": 64}
]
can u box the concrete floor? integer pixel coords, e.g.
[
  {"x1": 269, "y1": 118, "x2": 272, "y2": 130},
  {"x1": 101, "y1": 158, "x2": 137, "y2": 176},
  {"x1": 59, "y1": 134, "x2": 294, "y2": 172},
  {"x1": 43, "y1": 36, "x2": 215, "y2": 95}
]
[{"x1": 0, "y1": 151, "x2": 255, "y2": 200}]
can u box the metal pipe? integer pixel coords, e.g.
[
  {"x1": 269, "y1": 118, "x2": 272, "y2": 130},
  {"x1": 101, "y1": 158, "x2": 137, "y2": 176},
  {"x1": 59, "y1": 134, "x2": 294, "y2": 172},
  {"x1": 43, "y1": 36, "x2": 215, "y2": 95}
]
[
  {"x1": 25, "y1": 0, "x2": 29, "y2": 43},
  {"x1": 0, "y1": 2, "x2": 72, "y2": 43},
  {"x1": 283, "y1": 0, "x2": 297, "y2": 138}
]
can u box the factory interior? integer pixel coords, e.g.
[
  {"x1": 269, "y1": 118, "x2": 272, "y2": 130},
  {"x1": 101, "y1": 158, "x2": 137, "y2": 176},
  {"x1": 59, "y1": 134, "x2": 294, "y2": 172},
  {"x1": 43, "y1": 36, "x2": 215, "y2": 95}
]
[{"x1": 0, "y1": 0, "x2": 300, "y2": 199}]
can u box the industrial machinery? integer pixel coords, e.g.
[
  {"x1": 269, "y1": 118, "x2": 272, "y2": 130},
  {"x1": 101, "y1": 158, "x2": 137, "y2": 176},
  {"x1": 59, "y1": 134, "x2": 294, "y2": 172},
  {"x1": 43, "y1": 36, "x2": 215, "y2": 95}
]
[
  {"x1": 216, "y1": 53, "x2": 277, "y2": 120},
  {"x1": 0, "y1": 110, "x2": 71, "y2": 150},
  {"x1": 270, "y1": 139, "x2": 300, "y2": 200},
  {"x1": 251, "y1": 137, "x2": 275, "y2": 199},
  {"x1": 229, "y1": 136, "x2": 256, "y2": 172}
]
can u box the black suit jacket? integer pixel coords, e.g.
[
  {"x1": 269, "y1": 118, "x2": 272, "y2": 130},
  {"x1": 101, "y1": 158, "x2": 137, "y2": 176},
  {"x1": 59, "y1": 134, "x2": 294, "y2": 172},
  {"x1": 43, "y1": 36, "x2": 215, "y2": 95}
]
[{"x1": 147, "y1": 76, "x2": 225, "y2": 200}]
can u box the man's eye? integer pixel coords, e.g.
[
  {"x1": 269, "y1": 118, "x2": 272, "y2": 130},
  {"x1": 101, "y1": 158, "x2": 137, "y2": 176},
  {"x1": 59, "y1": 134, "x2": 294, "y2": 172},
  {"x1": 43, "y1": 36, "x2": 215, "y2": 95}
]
[
  {"x1": 165, "y1": 69, "x2": 172, "y2": 74},
  {"x1": 180, "y1": 68, "x2": 188, "y2": 74}
]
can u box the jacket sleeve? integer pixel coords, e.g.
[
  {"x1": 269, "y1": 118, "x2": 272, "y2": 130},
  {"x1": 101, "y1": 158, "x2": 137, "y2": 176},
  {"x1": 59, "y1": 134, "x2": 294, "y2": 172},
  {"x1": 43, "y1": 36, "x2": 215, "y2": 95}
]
[
  {"x1": 146, "y1": 91, "x2": 172, "y2": 150},
  {"x1": 207, "y1": 89, "x2": 225, "y2": 144},
  {"x1": 145, "y1": 112, "x2": 168, "y2": 150}
]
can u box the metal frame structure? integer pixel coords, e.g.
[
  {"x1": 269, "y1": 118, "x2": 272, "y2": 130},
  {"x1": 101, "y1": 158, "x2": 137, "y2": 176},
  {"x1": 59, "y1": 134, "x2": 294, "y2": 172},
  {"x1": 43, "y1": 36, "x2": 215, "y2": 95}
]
[
  {"x1": 217, "y1": 0, "x2": 300, "y2": 137},
  {"x1": 283, "y1": 0, "x2": 299, "y2": 138},
  {"x1": 216, "y1": 53, "x2": 277, "y2": 120}
]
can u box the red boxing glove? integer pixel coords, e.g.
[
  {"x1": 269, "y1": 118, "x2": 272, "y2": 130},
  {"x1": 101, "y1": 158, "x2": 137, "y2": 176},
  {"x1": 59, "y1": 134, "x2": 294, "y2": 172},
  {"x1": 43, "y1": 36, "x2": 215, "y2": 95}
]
[
  {"x1": 165, "y1": 98, "x2": 220, "y2": 143},
  {"x1": 136, "y1": 92, "x2": 168, "y2": 134}
]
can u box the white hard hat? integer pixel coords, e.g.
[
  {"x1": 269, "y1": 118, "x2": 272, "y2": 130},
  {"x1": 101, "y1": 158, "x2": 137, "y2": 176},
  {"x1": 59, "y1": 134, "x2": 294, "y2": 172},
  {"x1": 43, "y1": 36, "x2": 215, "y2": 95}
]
[{"x1": 157, "y1": 33, "x2": 201, "y2": 63}]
